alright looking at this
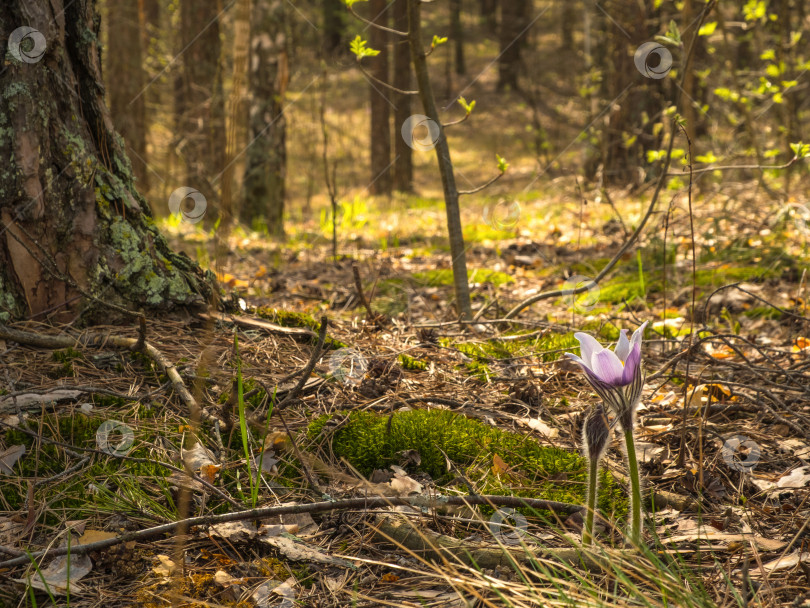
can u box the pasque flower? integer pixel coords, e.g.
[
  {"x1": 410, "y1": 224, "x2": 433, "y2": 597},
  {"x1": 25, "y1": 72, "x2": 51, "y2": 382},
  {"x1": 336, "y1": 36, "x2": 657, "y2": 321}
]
[
  {"x1": 566, "y1": 321, "x2": 649, "y2": 546},
  {"x1": 566, "y1": 321, "x2": 648, "y2": 432}
]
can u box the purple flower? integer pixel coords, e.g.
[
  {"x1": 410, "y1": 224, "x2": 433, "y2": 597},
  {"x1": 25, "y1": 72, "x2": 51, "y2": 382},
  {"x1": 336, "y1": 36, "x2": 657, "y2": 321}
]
[{"x1": 566, "y1": 322, "x2": 648, "y2": 430}]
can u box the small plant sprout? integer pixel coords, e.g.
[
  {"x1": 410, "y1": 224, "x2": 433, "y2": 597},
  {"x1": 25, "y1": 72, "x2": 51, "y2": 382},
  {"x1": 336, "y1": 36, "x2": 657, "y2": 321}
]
[
  {"x1": 581, "y1": 403, "x2": 610, "y2": 546},
  {"x1": 566, "y1": 321, "x2": 649, "y2": 546}
]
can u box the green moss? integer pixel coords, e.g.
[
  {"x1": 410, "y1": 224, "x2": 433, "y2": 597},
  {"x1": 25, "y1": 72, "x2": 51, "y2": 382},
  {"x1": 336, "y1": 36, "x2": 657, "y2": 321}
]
[
  {"x1": 255, "y1": 307, "x2": 347, "y2": 349},
  {"x1": 51, "y1": 347, "x2": 82, "y2": 377},
  {"x1": 398, "y1": 353, "x2": 428, "y2": 371},
  {"x1": 443, "y1": 332, "x2": 580, "y2": 380},
  {"x1": 307, "y1": 409, "x2": 626, "y2": 518},
  {"x1": 257, "y1": 307, "x2": 320, "y2": 331}
]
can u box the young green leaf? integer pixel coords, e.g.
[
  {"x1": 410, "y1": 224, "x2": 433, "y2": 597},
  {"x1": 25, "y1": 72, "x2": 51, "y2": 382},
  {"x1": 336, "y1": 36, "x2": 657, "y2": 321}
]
[
  {"x1": 350, "y1": 35, "x2": 380, "y2": 59},
  {"x1": 496, "y1": 154, "x2": 509, "y2": 173},
  {"x1": 431, "y1": 35, "x2": 448, "y2": 49},
  {"x1": 790, "y1": 142, "x2": 810, "y2": 159},
  {"x1": 344, "y1": 0, "x2": 368, "y2": 8},
  {"x1": 457, "y1": 96, "x2": 476, "y2": 115}
]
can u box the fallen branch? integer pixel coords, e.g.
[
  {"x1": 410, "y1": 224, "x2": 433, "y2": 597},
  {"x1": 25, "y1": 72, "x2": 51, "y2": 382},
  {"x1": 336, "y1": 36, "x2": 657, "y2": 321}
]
[{"x1": 0, "y1": 494, "x2": 581, "y2": 569}]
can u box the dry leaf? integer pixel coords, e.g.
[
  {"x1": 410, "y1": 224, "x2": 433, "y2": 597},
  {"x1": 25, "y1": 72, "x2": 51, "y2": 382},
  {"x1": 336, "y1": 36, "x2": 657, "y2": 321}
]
[
  {"x1": 153, "y1": 554, "x2": 177, "y2": 577},
  {"x1": 492, "y1": 454, "x2": 510, "y2": 475},
  {"x1": 181, "y1": 442, "x2": 219, "y2": 481},
  {"x1": 756, "y1": 551, "x2": 810, "y2": 574},
  {"x1": 214, "y1": 570, "x2": 242, "y2": 587},
  {"x1": 390, "y1": 471, "x2": 423, "y2": 496},
  {"x1": 527, "y1": 418, "x2": 559, "y2": 438},
  {"x1": 777, "y1": 466, "x2": 810, "y2": 488},
  {"x1": 16, "y1": 536, "x2": 92, "y2": 595},
  {"x1": 0, "y1": 444, "x2": 25, "y2": 474},
  {"x1": 210, "y1": 521, "x2": 256, "y2": 541},
  {"x1": 78, "y1": 529, "x2": 118, "y2": 545}
]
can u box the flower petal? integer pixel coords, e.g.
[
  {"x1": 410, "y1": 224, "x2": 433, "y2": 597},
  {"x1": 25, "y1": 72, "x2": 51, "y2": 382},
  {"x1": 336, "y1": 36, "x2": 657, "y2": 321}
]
[
  {"x1": 614, "y1": 329, "x2": 631, "y2": 363},
  {"x1": 590, "y1": 349, "x2": 626, "y2": 386},
  {"x1": 621, "y1": 343, "x2": 641, "y2": 385},
  {"x1": 574, "y1": 332, "x2": 605, "y2": 369},
  {"x1": 629, "y1": 321, "x2": 649, "y2": 352}
]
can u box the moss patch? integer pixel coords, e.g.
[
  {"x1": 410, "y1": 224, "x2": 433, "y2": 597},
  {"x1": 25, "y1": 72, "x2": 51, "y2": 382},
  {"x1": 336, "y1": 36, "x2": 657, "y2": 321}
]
[
  {"x1": 307, "y1": 409, "x2": 626, "y2": 518},
  {"x1": 255, "y1": 307, "x2": 347, "y2": 348}
]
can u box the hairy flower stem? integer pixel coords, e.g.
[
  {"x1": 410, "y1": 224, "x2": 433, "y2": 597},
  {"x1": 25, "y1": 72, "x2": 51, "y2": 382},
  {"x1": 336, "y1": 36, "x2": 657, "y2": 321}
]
[
  {"x1": 623, "y1": 427, "x2": 643, "y2": 546},
  {"x1": 583, "y1": 456, "x2": 600, "y2": 546}
]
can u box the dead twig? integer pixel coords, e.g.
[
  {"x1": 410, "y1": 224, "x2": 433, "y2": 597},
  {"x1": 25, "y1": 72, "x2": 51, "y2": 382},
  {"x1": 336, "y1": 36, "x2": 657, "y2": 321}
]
[{"x1": 0, "y1": 494, "x2": 581, "y2": 569}]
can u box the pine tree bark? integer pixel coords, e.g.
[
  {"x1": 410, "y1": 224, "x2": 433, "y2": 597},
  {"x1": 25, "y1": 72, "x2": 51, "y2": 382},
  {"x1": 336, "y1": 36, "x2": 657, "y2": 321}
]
[
  {"x1": 480, "y1": 0, "x2": 497, "y2": 34},
  {"x1": 392, "y1": 0, "x2": 413, "y2": 193},
  {"x1": 178, "y1": 0, "x2": 226, "y2": 221},
  {"x1": 594, "y1": 0, "x2": 665, "y2": 186},
  {"x1": 497, "y1": 0, "x2": 529, "y2": 91},
  {"x1": 368, "y1": 0, "x2": 393, "y2": 195},
  {"x1": 450, "y1": 0, "x2": 465, "y2": 75},
  {"x1": 322, "y1": 0, "x2": 345, "y2": 54},
  {"x1": 107, "y1": 0, "x2": 149, "y2": 192},
  {"x1": 241, "y1": 0, "x2": 288, "y2": 234},
  {"x1": 0, "y1": 0, "x2": 215, "y2": 323}
]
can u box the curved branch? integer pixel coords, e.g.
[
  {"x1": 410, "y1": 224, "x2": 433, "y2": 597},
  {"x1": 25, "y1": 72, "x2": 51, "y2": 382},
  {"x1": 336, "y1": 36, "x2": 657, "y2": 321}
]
[
  {"x1": 442, "y1": 113, "x2": 470, "y2": 128},
  {"x1": 348, "y1": 6, "x2": 408, "y2": 36},
  {"x1": 357, "y1": 60, "x2": 418, "y2": 95},
  {"x1": 458, "y1": 172, "x2": 504, "y2": 196}
]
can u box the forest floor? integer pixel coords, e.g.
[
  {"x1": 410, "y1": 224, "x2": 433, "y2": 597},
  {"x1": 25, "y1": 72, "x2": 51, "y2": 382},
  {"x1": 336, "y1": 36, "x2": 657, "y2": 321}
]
[
  {"x1": 4, "y1": 4, "x2": 810, "y2": 606},
  {"x1": 3, "y1": 180, "x2": 810, "y2": 607}
]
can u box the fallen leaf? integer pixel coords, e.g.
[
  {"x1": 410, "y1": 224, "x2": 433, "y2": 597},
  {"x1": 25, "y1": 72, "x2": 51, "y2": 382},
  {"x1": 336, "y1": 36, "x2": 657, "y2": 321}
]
[
  {"x1": 16, "y1": 541, "x2": 92, "y2": 595},
  {"x1": 258, "y1": 523, "x2": 299, "y2": 537},
  {"x1": 78, "y1": 529, "x2": 118, "y2": 545},
  {"x1": 210, "y1": 521, "x2": 256, "y2": 541},
  {"x1": 390, "y1": 471, "x2": 423, "y2": 496},
  {"x1": 0, "y1": 445, "x2": 25, "y2": 474},
  {"x1": 756, "y1": 551, "x2": 810, "y2": 574},
  {"x1": 153, "y1": 554, "x2": 177, "y2": 577},
  {"x1": 777, "y1": 466, "x2": 810, "y2": 488},
  {"x1": 492, "y1": 454, "x2": 510, "y2": 475},
  {"x1": 527, "y1": 418, "x2": 559, "y2": 438}
]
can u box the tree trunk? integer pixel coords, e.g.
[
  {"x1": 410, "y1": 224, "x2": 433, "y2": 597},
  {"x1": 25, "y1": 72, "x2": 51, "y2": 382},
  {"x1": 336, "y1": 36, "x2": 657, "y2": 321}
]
[
  {"x1": 0, "y1": 0, "x2": 214, "y2": 324},
  {"x1": 241, "y1": 0, "x2": 288, "y2": 235},
  {"x1": 107, "y1": 0, "x2": 149, "y2": 191},
  {"x1": 480, "y1": 0, "x2": 497, "y2": 34},
  {"x1": 407, "y1": 0, "x2": 472, "y2": 320},
  {"x1": 450, "y1": 0, "x2": 465, "y2": 75},
  {"x1": 561, "y1": 0, "x2": 575, "y2": 51},
  {"x1": 497, "y1": 0, "x2": 529, "y2": 91},
  {"x1": 224, "y1": 0, "x2": 251, "y2": 231},
  {"x1": 594, "y1": 0, "x2": 664, "y2": 186},
  {"x1": 322, "y1": 0, "x2": 345, "y2": 54},
  {"x1": 368, "y1": 0, "x2": 393, "y2": 196},
  {"x1": 178, "y1": 0, "x2": 226, "y2": 221},
  {"x1": 392, "y1": 0, "x2": 413, "y2": 193}
]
